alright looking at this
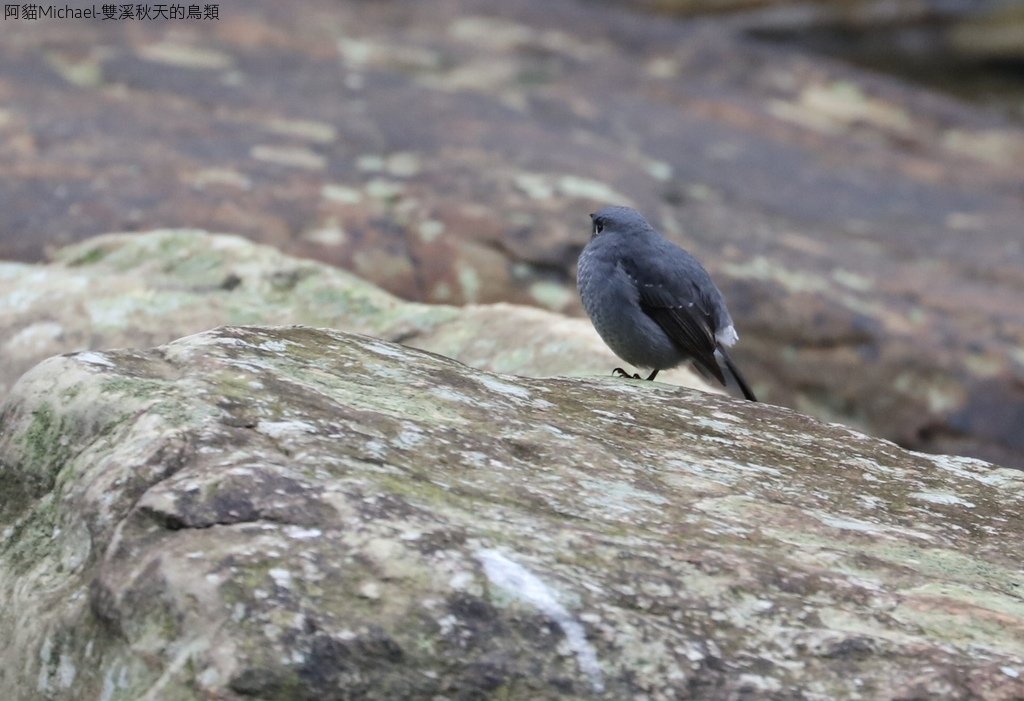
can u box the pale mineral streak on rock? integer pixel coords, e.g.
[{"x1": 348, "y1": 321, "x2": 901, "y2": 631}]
[
  {"x1": 255, "y1": 420, "x2": 318, "y2": 440},
  {"x1": 262, "y1": 118, "x2": 337, "y2": 144},
  {"x1": 319, "y1": 184, "x2": 363, "y2": 204},
  {"x1": 137, "y1": 43, "x2": 233, "y2": 70},
  {"x1": 76, "y1": 351, "x2": 117, "y2": 368},
  {"x1": 477, "y1": 548, "x2": 605, "y2": 693},
  {"x1": 249, "y1": 145, "x2": 327, "y2": 171}
]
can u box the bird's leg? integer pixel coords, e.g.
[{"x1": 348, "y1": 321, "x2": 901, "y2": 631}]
[
  {"x1": 612, "y1": 367, "x2": 642, "y2": 379},
  {"x1": 645, "y1": 369, "x2": 659, "y2": 381}
]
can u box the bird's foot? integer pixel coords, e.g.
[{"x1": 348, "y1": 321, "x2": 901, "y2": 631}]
[{"x1": 611, "y1": 367, "x2": 660, "y2": 381}]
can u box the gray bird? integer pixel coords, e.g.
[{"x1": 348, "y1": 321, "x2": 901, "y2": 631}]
[{"x1": 577, "y1": 205, "x2": 757, "y2": 401}]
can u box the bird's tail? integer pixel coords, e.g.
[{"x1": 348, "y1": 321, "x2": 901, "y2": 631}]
[{"x1": 716, "y1": 348, "x2": 757, "y2": 402}]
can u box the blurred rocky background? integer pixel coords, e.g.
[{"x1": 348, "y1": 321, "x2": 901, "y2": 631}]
[{"x1": 1, "y1": 0, "x2": 1022, "y2": 466}]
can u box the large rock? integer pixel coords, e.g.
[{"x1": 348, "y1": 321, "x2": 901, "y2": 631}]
[
  {"x1": 0, "y1": 229, "x2": 717, "y2": 402},
  {"x1": 2, "y1": 325, "x2": 1023, "y2": 699}
]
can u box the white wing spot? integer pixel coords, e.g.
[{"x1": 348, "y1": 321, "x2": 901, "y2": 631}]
[{"x1": 716, "y1": 325, "x2": 739, "y2": 347}]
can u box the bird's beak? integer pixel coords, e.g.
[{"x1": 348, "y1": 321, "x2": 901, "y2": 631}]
[{"x1": 589, "y1": 213, "x2": 595, "y2": 220}]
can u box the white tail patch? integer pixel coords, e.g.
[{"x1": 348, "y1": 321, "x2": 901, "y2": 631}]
[{"x1": 716, "y1": 324, "x2": 738, "y2": 347}]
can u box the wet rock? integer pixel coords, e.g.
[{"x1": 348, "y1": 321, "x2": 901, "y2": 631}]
[
  {"x1": 742, "y1": 0, "x2": 1024, "y2": 116},
  {"x1": 2, "y1": 325, "x2": 1023, "y2": 699}
]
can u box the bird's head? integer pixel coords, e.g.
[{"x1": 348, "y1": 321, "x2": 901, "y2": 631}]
[{"x1": 589, "y1": 205, "x2": 652, "y2": 239}]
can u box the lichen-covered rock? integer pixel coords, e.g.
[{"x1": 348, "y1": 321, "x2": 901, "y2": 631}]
[
  {"x1": 0, "y1": 229, "x2": 716, "y2": 404},
  {"x1": 2, "y1": 326, "x2": 1023, "y2": 699}
]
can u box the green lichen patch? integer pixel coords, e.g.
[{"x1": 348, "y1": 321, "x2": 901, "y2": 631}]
[{"x1": 63, "y1": 245, "x2": 107, "y2": 267}]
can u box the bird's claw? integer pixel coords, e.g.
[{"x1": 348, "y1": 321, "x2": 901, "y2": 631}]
[{"x1": 612, "y1": 367, "x2": 642, "y2": 379}]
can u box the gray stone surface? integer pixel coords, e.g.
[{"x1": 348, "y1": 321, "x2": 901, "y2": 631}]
[{"x1": 2, "y1": 325, "x2": 1023, "y2": 699}]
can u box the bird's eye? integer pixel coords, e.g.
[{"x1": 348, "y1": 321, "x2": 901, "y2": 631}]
[{"x1": 594, "y1": 221, "x2": 604, "y2": 235}]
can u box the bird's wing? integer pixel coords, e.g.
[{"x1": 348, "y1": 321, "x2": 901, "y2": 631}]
[{"x1": 621, "y1": 257, "x2": 725, "y2": 385}]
